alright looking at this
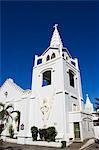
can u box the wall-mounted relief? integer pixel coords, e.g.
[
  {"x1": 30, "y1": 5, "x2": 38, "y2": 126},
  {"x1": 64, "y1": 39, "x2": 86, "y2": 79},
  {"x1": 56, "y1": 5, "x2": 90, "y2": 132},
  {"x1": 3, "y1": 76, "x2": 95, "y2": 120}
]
[{"x1": 39, "y1": 98, "x2": 51, "y2": 127}]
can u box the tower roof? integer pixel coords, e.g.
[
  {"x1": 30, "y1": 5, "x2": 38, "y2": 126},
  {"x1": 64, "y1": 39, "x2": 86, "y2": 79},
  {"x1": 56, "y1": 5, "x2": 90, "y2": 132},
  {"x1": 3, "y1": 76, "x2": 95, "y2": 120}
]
[
  {"x1": 42, "y1": 24, "x2": 72, "y2": 58},
  {"x1": 86, "y1": 94, "x2": 92, "y2": 104},
  {"x1": 50, "y1": 24, "x2": 63, "y2": 48},
  {"x1": 85, "y1": 94, "x2": 94, "y2": 113}
]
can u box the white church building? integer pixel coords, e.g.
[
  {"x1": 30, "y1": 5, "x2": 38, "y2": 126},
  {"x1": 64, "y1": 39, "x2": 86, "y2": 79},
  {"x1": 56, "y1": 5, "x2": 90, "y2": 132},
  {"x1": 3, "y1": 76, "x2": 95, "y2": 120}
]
[{"x1": 0, "y1": 24, "x2": 94, "y2": 146}]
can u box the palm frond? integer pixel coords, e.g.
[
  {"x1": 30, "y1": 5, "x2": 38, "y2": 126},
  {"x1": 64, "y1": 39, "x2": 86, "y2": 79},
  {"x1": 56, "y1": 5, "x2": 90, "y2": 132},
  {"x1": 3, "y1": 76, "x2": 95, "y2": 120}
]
[
  {"x1": 11, "y1": 110, "x2": 18, "y2": 114},
  {"x1": 0, "y1": 110, "x2": 5, "y2": 120},
  {"x1": 5, "y1": 105, "x2": 14, "y2": 110},
  {"x1": 0, "y1": 103, "x2": 5, "y2": 108}
]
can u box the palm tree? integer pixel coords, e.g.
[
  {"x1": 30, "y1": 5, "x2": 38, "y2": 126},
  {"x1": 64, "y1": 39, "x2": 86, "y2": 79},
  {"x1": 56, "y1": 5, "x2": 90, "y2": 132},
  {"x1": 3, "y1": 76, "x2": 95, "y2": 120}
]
[
  {"x1": 6, "y1": 110, "x2": 21, "y2": 132},
  {"x1": 14, "y1": 111, "x2": 20, "y2": 131},
  {"x1": 0, "y1": 102, "x2": 14, "y2": 136}
]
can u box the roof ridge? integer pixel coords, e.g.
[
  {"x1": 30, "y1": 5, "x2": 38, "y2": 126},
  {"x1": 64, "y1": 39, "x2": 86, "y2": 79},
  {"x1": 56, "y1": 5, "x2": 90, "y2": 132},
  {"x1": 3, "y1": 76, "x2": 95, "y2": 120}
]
[
  {"x1": 0, "y1": 78, "x2": 24, "y2": 94},
  {"x1": 7, "y1": 79, "x2": 24, "y2": 93}
]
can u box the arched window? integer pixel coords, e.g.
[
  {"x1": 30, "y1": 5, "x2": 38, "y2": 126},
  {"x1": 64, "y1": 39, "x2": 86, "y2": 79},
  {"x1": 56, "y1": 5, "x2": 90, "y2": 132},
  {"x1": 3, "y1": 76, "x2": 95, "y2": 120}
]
[
  {"x1": 51, "y1": 53, "x2": 56, "y2": 59},
  {"x1": 62, "y1": 53, "x2": 64, "y2": 58},
  {"x1": 37, "y1": 59, "x2": 42, "y2": 65},
  {"x1": 46, "y1": 55, "x2": 50, "y2": 61},
  {"x1": 66, "y1": 56, "x2": 68, "y2": 60},
  {"x1": 42, "y1": 70, "x2": 51, "y2": 87},
  {"x1": 71, "y1": 61, "x2": 76, "y2": 66},
  {"x1": 69, "y1": 70, "x2": 75, "y2": 87},
  {"x1": 15, "y1": 111, "x2": 20, "y2": 132}
]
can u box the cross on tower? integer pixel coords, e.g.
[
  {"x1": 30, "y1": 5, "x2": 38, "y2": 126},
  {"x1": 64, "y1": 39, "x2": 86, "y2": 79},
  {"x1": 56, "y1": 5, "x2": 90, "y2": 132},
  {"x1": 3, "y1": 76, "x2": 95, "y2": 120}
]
[{"x1": 53, "y1": 24, "x2": 58, "y2": 29}]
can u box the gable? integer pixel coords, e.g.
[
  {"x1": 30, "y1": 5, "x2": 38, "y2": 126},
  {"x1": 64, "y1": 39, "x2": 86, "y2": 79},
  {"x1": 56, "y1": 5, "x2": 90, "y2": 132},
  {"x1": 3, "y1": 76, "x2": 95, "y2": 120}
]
[
  {"x1": 42, "y1": 47, "x2": 59, "y2": 63},
  {"x1": 42, "y1": 47, "x2": 71, "y2": 57},
  {"x1": 41, "y1": 47, "x2": 71, "y2": 64},
  {"x1": 0, "y1": 78, "x2": 24, "y2": 103}
]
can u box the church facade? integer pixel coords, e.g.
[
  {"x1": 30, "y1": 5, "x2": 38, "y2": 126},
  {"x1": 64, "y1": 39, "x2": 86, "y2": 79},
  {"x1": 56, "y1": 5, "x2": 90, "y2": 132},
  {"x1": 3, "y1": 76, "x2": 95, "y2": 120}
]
[{"x1": 0, "y1": 24, "x2": 94, "y2": 146}]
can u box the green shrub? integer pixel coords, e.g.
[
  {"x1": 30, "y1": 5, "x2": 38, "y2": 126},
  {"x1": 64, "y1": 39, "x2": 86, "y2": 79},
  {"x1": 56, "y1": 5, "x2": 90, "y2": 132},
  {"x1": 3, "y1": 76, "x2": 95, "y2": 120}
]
[
  {"x1": 0, "y1": 124, "x2": 4, "y2": 137},
  {"x1": 38, "y1": 128, "x2": 48, "y2": 141},
  {"x1": 38, "y1": 129, "x2": 44, "y2": 140},
  {"x1": 38, "y1": 126, "x2": 57, "y2": 142},
  {"x1": 0, "y1": 139, "x2": 3, "y2": 145},
  {"x1": 31, "y1": 126, "x2": 38, "y2": 141},
  {"x1": 46, "y1": 127, "x2": 57, "y2": 142},
  {"x1": 9, "y1": 124, "x2": 14, "y2": 138},
  {"x1": 61, "y1": 141, "x2": 66, "y2": 148},
  {"x1": 42, "y1": 129, "x2": 48, "y2": 141}
]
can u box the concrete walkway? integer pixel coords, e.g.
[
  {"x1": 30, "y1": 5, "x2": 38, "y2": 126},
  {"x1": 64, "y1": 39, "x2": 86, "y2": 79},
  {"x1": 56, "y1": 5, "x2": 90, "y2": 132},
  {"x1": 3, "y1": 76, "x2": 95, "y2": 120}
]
[
  {"x1": 79, "y1": 139, "x2": 95, "y2": 150},
  {"x1": 0, "y1": 142, "x2": 62, "y2": 150},
  {"x1": 0, "y1": 140, "x2": 99, "y2": 150},
  {"x1": 0, "y1": 142, "x2": 82, "y2": 150}
]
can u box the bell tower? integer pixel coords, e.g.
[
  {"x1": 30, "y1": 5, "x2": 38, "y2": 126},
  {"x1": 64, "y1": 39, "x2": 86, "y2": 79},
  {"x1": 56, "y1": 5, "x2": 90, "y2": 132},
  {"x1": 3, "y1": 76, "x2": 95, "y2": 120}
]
[{"x1": 29, "y1": 24, "x2": 83, "y2": 143}]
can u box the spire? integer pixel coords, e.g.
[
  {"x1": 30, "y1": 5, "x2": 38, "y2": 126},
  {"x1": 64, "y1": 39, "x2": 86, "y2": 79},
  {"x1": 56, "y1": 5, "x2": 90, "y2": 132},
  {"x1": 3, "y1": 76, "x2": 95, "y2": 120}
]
[
  {"x1": 85, "y1": 94, "x2": 94, "y2": 113},
  {"x1": 50, "y1": 24, "x2": 63, "y2": 48},
  {"x1": 86, "y1": 94, "x2": 91, "y2": 104}
]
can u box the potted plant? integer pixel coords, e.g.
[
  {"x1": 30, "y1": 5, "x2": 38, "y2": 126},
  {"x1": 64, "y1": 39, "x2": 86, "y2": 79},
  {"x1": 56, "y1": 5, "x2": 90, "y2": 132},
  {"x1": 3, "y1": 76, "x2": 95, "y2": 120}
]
[
  {"x1": 38, "y1": 126, "x2": 57, "y2": 142},
  {"x1": 31, "y1": 126, "x2": 38, "y2": 141},
  {"x1": 46, "y1": 126, "x2": 57, "y2": 142},
  {"x1": 38, "y1": 129, "x2": 44, "y2": 140}
]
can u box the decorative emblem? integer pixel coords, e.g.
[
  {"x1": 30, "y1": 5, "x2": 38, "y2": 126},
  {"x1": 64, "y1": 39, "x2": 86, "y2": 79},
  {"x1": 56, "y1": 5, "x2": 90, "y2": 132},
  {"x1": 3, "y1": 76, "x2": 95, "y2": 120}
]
[{"x1": 20, "y1": 123, "x2": 24, "y2": 130}]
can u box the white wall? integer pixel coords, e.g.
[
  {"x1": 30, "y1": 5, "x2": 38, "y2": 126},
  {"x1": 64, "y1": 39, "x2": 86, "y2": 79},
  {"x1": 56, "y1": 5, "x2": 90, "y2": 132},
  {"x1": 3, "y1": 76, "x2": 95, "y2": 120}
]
[
  {"x1": 94, "y1": 126, "x2": 99, "y2": 139},
  {"x1": 69, "y1": 112, "x2": 94, "y2": 141},
  {"x1": 30, "y1": 57, "x2": 68, "y2": 141}
]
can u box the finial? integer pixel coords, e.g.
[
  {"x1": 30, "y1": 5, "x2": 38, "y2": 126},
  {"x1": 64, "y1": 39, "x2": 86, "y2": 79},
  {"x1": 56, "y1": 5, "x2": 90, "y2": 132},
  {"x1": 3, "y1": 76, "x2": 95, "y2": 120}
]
[
  {"x1": 86, "y1": 94, "x2": 88, "y2": 97},
  {"x1": 53, "y1": 24, "x2": 58, "y2": 29},
  {"x1": 8, "y1": 78, "x2": 13, "y2": 82},
  {"x1": 50, "y1": 24, "x2": 63, "y2": 48}
]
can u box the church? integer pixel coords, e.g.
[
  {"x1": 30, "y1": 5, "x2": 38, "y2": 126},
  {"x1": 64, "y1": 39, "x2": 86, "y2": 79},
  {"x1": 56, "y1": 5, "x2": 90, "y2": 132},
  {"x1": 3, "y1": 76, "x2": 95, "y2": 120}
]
[{"x1": 0, "y1": 24, "x2": 94, "y2": 146}]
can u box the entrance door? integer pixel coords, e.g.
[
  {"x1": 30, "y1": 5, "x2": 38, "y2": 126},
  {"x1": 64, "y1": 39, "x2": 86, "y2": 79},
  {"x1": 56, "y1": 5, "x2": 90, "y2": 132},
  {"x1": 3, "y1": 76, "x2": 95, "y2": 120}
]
[{"x1": 74, "y1": 122, "x2": 81, "y2": 140}]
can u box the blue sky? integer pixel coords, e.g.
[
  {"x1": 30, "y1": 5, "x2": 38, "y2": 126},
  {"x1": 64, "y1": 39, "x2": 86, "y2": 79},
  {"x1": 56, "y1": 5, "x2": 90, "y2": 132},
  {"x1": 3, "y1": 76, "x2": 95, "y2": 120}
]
[{"x1": 1, "y1": 1, "x2": 99, "y2": 105}]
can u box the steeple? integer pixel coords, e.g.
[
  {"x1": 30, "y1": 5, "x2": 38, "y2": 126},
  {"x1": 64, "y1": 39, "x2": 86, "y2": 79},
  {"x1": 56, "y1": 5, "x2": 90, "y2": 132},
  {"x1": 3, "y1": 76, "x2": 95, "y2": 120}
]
[
  {"x1": 85, "y1": 94, "x2": 94, "y2": 113},
  {"x1": 50, "y1": 24, "x2": 63, "y2": 48},
  {"x1": 86, "y1": 94, "x2": 91, "y2": 104}
]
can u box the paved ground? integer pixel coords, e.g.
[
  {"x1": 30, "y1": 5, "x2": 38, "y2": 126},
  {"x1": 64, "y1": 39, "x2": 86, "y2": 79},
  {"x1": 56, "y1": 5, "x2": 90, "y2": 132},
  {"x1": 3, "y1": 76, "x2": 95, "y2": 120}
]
[
  {"x1": 68, "y1": 143, "x2": 99, "y2": 150},
  {"x1": 0, "y1": 142, "x2": 99, "y2": 150},
  {"x1": 82, "y1": 143, "x2": 99, "y2": 150},
  {"x1": 0, "y1": 142, "x2": 63, "y2": 150}
]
